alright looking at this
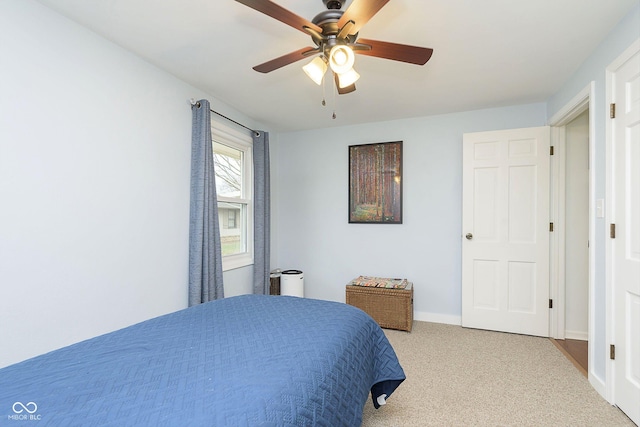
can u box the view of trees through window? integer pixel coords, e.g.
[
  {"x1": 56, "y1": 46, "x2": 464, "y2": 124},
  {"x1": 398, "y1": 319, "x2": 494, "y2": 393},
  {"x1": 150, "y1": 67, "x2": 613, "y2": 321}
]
[{"x1": 214, "y1": 148, "x2": 241, "y2": 198}]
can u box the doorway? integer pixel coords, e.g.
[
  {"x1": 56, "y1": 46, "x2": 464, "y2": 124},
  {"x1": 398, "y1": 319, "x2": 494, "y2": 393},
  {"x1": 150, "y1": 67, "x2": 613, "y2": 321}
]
[
  {"x1": 549, "y1": 82, "x2": 595, "y2": 386},
  {"x1": 550, "y1": 109, "x2": 590, "y2": 376}
]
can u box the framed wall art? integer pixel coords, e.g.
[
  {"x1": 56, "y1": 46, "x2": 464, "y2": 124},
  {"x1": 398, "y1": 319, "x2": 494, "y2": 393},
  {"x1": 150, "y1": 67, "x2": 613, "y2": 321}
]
[{"x1": 348, "y1": 141, "x2": 402, "y2": 224}]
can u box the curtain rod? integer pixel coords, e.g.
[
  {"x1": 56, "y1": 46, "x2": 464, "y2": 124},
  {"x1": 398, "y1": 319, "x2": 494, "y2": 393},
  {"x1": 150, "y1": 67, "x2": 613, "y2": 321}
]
[{"x1": 189, "y1": 98, "x2": 258, "y2": 135}]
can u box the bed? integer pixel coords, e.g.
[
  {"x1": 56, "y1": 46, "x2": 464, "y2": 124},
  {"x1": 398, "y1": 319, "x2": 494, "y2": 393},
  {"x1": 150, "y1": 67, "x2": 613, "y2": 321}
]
[{"x1": 0, "y1": 295, "x2": 405, "y2": 426}]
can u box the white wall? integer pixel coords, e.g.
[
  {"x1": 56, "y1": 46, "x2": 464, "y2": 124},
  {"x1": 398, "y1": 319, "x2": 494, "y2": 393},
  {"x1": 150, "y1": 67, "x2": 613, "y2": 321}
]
[
  {"x1": 274, "y1": 104, "x2": 547, "y2": 323},
  {"x1": 546, "y1": 3, "x2": 639, "y2": 387},
  {"x1": 0, "y1": 0, "x2": 258, "y2": 368}
]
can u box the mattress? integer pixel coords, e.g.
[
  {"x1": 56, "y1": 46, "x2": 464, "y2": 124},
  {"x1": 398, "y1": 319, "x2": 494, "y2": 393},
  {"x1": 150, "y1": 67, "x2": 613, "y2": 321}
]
[{"x1": 0, "y1": 295, "x2": 405, "y2": 426}]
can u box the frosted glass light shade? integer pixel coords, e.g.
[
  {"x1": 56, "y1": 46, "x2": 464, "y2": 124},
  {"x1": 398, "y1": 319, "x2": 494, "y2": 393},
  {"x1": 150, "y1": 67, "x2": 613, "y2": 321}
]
[
  {"x1": 329, "y1": 45, "x2": 355, "y2": 74},
  {"x1": 336, "y1": 68, "x2": 360, "y2": 88},
  {"x1": 302, "y1": 57, "x2": 328, "y2": 85}
]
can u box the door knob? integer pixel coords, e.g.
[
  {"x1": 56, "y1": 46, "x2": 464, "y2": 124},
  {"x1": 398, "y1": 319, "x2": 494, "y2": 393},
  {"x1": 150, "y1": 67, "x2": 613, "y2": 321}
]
[{"x1": 465, "y1": 233, "x2": 473, "y2": 240}]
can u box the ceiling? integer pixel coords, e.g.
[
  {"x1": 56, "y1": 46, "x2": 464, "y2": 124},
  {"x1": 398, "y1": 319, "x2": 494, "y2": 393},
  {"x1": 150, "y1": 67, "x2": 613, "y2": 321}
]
[{"x1": 35, "y1": 0, "x2": 638, "y2": 132}]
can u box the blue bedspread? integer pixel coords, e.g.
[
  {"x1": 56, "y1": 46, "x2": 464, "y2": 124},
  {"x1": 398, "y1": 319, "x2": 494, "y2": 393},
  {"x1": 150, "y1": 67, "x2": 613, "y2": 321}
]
[{"x1": 0, "y1": 295, "x2": 404, "y2": 426}]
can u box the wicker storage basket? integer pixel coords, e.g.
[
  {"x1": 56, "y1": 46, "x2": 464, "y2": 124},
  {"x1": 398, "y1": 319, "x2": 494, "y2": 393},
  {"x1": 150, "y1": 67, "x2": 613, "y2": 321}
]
[{"x1": 346, "y1": 283, "x2": 413, "y2": 332}]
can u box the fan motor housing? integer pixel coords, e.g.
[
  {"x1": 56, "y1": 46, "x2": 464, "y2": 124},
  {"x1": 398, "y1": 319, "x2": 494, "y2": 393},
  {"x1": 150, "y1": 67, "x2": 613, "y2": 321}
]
[{"x1": 312, "y1": 9, "x2": 342, "y2": 30}]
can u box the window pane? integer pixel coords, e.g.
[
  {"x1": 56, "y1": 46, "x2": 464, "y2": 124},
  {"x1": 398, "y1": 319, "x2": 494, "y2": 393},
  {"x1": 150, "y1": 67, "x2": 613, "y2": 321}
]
[
  {"x1": 218, "y1": 202, "x2": 246, "y2": 256},
  {"x1": 213, "y1": 143, "x2": 243, "y2": 198}
]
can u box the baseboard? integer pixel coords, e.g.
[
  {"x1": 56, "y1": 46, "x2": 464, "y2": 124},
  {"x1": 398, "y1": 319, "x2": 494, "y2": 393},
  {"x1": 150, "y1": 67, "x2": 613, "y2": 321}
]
[
  {"x1": 414, "y1": 310, "x2": 461, "y2": 326},
  {"x1": 565, "y1": 330, "x2": 588, "y2": 341},
  {"x1": 412, "y1": 312, "x2": 590, "y2": 339},
  {"x1": 588, "y1": 371, "x2": 608, "y2": 401}
]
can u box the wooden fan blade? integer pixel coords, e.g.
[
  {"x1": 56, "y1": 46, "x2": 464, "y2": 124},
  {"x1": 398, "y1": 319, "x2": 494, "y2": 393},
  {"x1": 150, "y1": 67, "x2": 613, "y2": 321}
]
[
  {"x1": 355, "y1": 38, "x2": 433, "y2": 65},
  {"x1": 253, "y1": 47, "x2": 319, "y2": 73},
  {"x1": 334, "y1": 73, "x2": 356, "y2": 94},
  {"x1": 236, "y1": 0, "x2": 322, "y2": 34},
  {"x1": 337, "y1": 0, "x2": 390, "y2": 35}
]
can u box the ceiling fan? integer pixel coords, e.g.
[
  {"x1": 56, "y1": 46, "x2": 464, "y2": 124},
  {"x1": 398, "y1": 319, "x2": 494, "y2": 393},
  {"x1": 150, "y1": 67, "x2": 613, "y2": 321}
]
[{"x1": 235, "y1": 0, "x2": 433, "y2": 94}]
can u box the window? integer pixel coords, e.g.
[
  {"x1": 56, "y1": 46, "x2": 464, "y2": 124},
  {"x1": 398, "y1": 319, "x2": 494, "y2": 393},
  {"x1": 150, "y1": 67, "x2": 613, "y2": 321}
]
[{"x1": 212, "y1": 121, "x2": 253, "y2": 271}]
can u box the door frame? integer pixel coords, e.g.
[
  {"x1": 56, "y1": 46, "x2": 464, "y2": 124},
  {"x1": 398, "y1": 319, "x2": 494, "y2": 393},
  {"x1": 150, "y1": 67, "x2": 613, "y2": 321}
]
[
  {"x1": 605, "y1": 38, "x2": 640, "y2": 407},
  {"x1": 549, "y1": 81, "x2": 599, "y2": 391}
]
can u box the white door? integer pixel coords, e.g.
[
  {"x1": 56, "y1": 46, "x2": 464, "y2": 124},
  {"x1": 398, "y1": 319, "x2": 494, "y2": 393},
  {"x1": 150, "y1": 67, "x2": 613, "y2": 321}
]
[
  {"x1": 610, "y1": 42, "x2": 640, "y2": 425},
  {"x1": 462, "y1": 127, "x2": 550, "y2": 337}
]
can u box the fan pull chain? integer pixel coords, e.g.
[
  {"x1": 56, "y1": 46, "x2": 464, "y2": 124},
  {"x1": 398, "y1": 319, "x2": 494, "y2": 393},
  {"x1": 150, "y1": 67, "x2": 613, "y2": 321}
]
[
  {"x1": 318, "y1": 66, "x2": 337, "y2": 120},
  {"x1": 332, "y1": 73, "x2": 337, "y2": 119},
  {"x1": 321, "y1": 71, "x2": 326, "y2": 107}
]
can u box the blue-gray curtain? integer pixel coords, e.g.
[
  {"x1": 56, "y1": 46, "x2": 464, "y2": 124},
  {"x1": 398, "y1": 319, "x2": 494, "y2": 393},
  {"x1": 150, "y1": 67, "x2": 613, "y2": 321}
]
[
  {"x1": 253, "y1": 131, "x2": 271, "y2": 294},
  {"x1": 188, "y1": 99, "x2": 224, "y2": 305}
]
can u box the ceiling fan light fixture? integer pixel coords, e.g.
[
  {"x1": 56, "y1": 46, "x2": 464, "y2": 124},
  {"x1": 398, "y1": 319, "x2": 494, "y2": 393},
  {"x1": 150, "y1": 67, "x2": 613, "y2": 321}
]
[
  {"x1": 302, "y1": 56, "x2": 328, "y2": 85},
  {"x1": 336, "y1": 67, "x2": 360, "y2": 88},
  {"x1": 329, "y1": 45, "x2": 355, "y2": 74},
  {"x1": 238, "y1": 0, "x2": 434, "y2": 96}
]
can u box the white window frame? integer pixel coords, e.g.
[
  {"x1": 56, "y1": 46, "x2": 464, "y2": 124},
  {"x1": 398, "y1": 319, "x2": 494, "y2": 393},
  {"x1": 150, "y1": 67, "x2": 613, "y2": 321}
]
[{"x1": 212, "y1": 120, "x2": 253, "y2": 271}]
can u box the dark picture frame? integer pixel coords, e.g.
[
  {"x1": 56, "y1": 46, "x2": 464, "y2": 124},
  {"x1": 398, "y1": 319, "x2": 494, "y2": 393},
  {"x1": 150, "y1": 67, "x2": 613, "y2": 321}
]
[{"x1": 349, "y1": 141, "x2": 403, "y2": 224}]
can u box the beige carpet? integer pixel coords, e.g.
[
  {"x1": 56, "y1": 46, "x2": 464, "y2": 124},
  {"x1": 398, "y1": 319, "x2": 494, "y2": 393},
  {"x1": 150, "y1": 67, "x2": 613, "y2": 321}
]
[{"x1": 362, "y1": 321, "x2": 634, "y2": 426}]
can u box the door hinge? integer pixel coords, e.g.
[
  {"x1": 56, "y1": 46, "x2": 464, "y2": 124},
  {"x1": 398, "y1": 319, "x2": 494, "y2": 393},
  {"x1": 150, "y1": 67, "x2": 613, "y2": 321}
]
[
  {"x1": 610, "y1": 223, "x2": 616, "y2": 239},
  {"x1": 610, "y1": 103, "x2": 616, "y2": 119},
  {"x1": 610, "y1": 344, "x2": 615, "y2": 360},
  {"x1": 549, "y1": 299, "x2": 553, "y2": 309},
  {"x1": 550, "y1": 146, "x2": 554, "y2": 155},
  {"x1": 550, "y1": 222, "x2": 554, "y2": 232}
]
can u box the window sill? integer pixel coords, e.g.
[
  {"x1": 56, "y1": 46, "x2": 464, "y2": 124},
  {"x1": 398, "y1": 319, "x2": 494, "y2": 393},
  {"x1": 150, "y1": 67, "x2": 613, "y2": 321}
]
[{"x1": 222, "y1": 253, "x2": 253, "y2": 271}]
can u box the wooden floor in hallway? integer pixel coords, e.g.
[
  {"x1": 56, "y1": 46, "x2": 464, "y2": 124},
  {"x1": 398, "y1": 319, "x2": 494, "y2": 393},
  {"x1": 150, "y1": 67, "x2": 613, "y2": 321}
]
[{"x1": 550, "y1": 338, "x2": 588, "y2": 377}]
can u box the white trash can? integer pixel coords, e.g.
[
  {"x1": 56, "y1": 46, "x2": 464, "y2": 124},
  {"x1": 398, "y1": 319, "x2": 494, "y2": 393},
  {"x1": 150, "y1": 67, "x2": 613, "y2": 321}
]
[{"x1": 280, "y1": 270, "x2": 304, "y2": 297}]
